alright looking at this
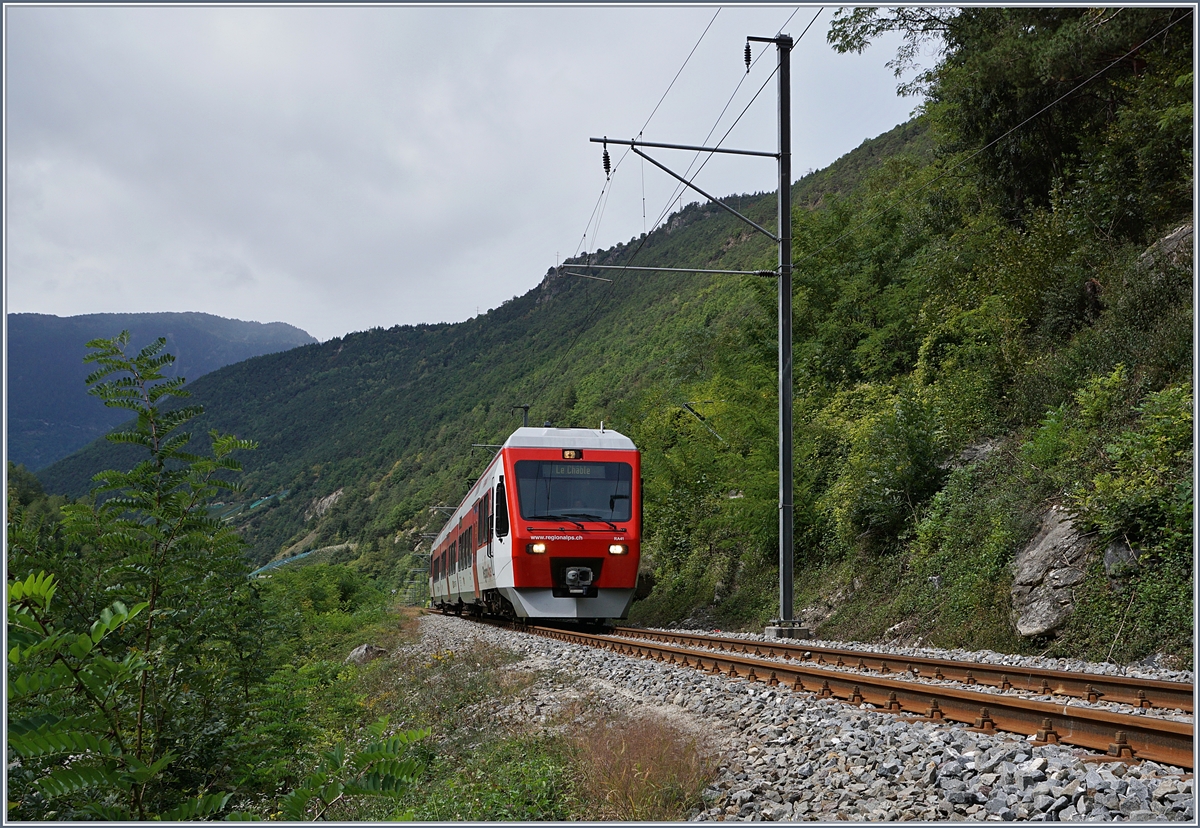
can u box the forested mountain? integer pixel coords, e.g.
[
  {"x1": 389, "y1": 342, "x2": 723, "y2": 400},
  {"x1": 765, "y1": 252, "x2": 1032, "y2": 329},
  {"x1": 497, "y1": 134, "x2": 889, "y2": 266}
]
[
  {"x1": 37, "y1": 8, "x2": 1192, "y2": 667},
  {"x1": 8, "y1": 312, "x2": 316, "y2": 469},
  {"x1": 8, "y1": 8, "x2": 1192, "y2": 820}
]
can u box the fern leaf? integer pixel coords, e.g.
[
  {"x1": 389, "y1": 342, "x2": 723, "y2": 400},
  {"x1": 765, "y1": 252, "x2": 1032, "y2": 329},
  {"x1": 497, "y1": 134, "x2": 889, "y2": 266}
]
[
  {"x1": 35, "y1": 765, "x2": 124, "y2": 798},
  {"x1": 8, "y1": 729, "x2": 117, "y2": 759},
  {"x1": 79, "y1": 802, "x2": 133, "y2": 821},
  {"x1": 278, "y1": 788, "x2": 315, "y2": 821},
  {"x1": 154, "y1": 792, "x2": 231, "y2": 821}
]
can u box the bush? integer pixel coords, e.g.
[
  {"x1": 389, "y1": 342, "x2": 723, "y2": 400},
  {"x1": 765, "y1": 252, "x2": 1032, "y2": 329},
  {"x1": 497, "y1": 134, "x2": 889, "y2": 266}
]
[
  {"x1": 570, "y1": 716, "x2": 716, "y2": 821},
  {"x1": 823, "y1": 385, "x2": 944, "y2": 553}
]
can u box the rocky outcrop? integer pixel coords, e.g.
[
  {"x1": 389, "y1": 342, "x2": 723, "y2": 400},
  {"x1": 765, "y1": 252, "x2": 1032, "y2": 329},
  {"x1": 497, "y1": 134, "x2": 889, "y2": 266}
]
[
  {"x1": 1103, "y1": 538, "x2": 1141, "y2": 580},
  {"x1": 1137, "y1": 223, "x2": 1192, "y2": 271},
  {"x1": 1010, "y1": 507, "x2": 1090, "y2": 637},
  {"x1": 304, "y1": 488, "x2": 344, "y2": 522}
]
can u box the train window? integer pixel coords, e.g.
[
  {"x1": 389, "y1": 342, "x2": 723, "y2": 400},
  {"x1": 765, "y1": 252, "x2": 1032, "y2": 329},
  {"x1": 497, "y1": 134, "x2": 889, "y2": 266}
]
[
  {"x1": 495, "y1": 478, "x2": 509, "y2": 537},
  {"x1": 514, "y1": 461, "x2": 634, "y2": 522}
]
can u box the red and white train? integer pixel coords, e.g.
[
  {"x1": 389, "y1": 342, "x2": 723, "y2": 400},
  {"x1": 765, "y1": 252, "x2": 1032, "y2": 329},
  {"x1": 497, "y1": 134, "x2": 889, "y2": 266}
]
[{"x1": 429, "y1": 426, "x2": 641, "y2": 621}]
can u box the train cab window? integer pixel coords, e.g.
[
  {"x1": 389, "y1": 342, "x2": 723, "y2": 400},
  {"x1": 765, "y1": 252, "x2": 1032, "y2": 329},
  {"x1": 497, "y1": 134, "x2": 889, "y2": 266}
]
[
  {"x1": 515, "y1": 460, "x2": 634, "y2": 522},
  {"x1": 495, "y1": 477, "x2": 509, "y2": 538}
]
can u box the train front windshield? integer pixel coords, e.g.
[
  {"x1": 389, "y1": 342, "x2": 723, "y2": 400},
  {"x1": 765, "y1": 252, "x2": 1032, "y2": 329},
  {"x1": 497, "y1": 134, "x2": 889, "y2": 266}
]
[{"x1": 515, "y1": 460, "x2": 633, "y2": 522}]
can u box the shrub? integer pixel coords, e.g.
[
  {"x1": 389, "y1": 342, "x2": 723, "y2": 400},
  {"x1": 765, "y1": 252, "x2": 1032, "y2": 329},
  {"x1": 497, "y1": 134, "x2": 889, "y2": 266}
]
[
  {"x1": 570, "y1": 715, "x2": 716, "y2": 820},
  {"x1": 824, "y1": 385, "x2": 944, "y2": 552}
]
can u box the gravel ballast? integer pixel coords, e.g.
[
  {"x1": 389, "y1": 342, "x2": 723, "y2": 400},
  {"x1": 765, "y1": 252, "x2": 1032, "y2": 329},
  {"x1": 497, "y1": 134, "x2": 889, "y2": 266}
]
[{"x1": 409, "y1": 615, "x2": 1195, "y2": 822}]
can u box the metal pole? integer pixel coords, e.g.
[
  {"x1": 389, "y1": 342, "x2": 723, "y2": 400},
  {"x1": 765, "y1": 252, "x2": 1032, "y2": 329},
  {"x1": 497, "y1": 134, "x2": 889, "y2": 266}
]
[{"x1": 777, "y1": 35, "x2": 794, "y2": 628}]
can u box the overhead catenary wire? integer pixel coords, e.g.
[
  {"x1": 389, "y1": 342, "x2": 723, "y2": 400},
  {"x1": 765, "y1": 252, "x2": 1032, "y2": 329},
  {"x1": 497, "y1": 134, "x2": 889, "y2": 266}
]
[
  {"x1": 535, "y1": 8, "x2": 810, "y2": 414},
  {"x1": 643, "y1": 8, "x2": 820, "y2": 235},
  {"x1": 534, "y1": 6, "x2": 1187, "y2": 448},
  {"x1": 529, "y1": 8, "x2": 726, "y2": 410},
  {"x1": 579, "y1": 8, "x2": 808, "y2": 264},
  {"x1": 566, "y1": 9, "x2": 806, "y2": 301},
  {"x1": 571, "y1": 8, "x2": 721, "y2": 261}
]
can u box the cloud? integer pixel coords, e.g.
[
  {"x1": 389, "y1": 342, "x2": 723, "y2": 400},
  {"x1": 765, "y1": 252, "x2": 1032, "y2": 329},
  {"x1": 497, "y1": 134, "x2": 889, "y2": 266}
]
[{"x1": 6, "y1": 6, "x2": 917, "y2": 341}]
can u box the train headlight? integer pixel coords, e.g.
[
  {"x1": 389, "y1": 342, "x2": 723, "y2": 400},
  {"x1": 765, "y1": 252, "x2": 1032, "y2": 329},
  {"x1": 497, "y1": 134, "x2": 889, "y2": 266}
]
[
  {"x1": 608, "y1": 544, "x2": 628, "y2": 555},
  {"x1": 526, "y1": 542, "x2": 547, "y2": 554}
]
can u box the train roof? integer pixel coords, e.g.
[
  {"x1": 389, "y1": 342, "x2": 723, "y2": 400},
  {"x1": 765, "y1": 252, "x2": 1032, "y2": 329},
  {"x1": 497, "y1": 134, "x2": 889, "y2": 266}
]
[{"x1": 502, "y1": 426, "x2": 636, "y2": 451}]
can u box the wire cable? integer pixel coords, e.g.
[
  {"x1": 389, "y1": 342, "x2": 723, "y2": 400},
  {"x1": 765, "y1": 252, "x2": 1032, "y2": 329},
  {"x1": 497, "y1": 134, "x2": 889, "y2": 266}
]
[
  {"x1": 547, "y1": 6, "x2": 809, "y2": 395},
  {"x1": 540, "y1": 7, "x2": 1189, "y2": 434},
  {"x1": 570, "y1": 8, "x2": 721, "y2": 260},
  {"x1": 644, "y1": 8, "x2": 821, "y2": 241},
  {"x1": 529, "y1": 8, "x2": 728, "y2": 410}
]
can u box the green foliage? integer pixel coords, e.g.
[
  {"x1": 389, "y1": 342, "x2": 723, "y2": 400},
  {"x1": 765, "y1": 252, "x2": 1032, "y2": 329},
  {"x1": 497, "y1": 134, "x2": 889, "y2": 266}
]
[
  {"x1": 278, "y1": 718, "x2": 427, "y2": 821},
  {"x1": 6, "y1": 570, "x2": 238, "y2": 821},
  {"x1": 7, "y1": 462, "x2": 46, "y2": 508},
  {"x1": 831, "y1": 8, "x2": 1194, "y2": 230},
  {"x1": 915, "y1": 297, "x2": 1015, "y2": 446},
  {"x1": 823, "y1": 384, "x2": 944, "y2": 553},
  {"x1": 1072, "y1": 382, "x2": 1193, "y2": 554},
  {"x1": 264, "y1": 564, "x2": 386, "y2": 619},
  {"x1": 1012, "y1": 373, "x2": 1193, "y2": 664},
  {"x1": 1049, "y1": 380, "x2": 1192, "y2": 666},
  {"x1": 400, "y1": 735, "x2": 572, "y2": 821},
  {"x1": 7, "y1": 332, "x2": 260, "y2": 820}
]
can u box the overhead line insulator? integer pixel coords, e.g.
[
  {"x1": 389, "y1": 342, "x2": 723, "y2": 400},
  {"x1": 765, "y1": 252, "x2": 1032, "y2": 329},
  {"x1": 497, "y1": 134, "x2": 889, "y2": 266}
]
[
  {"x1": 745, "y1": 42, "x2": 752, "y2": 72},
  {"x1": 602, "y1": 138, "x2": 611, "y2": 179}
]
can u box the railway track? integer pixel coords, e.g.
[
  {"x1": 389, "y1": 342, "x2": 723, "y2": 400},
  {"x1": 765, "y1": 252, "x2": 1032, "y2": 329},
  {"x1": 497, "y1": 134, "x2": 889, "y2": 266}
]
[
  {"x1": 611, "y1": 627, "x2": 1195, "y2": 714},
  {"x1": 475, "y1": 618, "x2": 1194, "y2": 770}
]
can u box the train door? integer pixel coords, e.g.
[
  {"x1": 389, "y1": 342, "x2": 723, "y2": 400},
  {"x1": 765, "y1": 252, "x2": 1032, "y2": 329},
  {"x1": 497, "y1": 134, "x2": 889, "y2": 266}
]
[
  {"x1": 484, "y1": 490, "x2": 493, "y2": 558},
  {"x1": 433, "y1": 547, "x2": 445, "y2": 603},
  {"x1": 470, "y1": 521, "x2": 482, "y2": 600},
  {"x1": 480, "y1": 489, "x2": 494, "y2": 587},
  {"x1": 492, "y1": 475, "x2": 511, "y2": 585}
]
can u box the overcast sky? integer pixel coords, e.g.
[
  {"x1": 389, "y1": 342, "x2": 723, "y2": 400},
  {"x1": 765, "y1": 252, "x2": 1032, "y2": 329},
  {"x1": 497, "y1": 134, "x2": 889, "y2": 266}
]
[{"x1": 5, "y1": 5, "x2": 924, "y2": 342}]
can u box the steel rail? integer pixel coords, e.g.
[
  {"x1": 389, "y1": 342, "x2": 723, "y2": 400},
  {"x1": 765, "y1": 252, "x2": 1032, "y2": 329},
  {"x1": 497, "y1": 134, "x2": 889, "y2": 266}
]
[
  {"x1": 612, "y1": 627, "x2": 1195, "y2": 714},
  {"x1": 516, "y1": 624, "x2": 1193, "y2": 770}
]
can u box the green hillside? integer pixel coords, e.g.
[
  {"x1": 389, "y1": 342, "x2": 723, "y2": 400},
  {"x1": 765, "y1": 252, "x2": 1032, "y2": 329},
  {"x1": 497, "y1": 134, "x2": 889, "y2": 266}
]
[{"x1": 37, "y1": 119, "x2": 930, "y2": 560}]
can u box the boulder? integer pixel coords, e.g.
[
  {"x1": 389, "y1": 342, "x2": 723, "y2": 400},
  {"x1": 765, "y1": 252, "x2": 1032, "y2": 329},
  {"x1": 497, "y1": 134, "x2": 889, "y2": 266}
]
[
  {"x1": 1103, "y1": 538, "x2": 1140, "y2": 579},
  {"x1": 1010, "y1": 507, "x2": 1090, "y2": 637},
  {"x1": 345, "y1": 643, "x2": 389, "y2": 665}
]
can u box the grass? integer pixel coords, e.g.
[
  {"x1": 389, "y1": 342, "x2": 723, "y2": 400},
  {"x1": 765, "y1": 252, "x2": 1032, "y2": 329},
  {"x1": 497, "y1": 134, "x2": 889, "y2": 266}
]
[
  {"x1": 568, "y1": 713, "x2": 717, "y2": 821},
  {"x1": 314, "y1": 607, "x2": 720, "y2": 820}
]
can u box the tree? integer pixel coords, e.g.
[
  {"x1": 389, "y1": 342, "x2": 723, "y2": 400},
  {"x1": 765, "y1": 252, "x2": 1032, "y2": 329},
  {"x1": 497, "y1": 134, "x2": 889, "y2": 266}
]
[
  {"x1": 829, "y1": 7, "x2": 1193, "y2": 229},
  {"x1": 7, "y1": 332, "x2": 259, "y2": 819}
]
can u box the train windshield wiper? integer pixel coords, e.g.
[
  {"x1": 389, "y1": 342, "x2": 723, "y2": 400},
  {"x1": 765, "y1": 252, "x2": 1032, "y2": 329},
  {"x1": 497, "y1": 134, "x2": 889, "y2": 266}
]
[
  {"x1": 525, "y1": 514, "x2": 586, "y2": 530},
  {"x1": 559, "y1": 513, "x2": 619, "y2": 530}
]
